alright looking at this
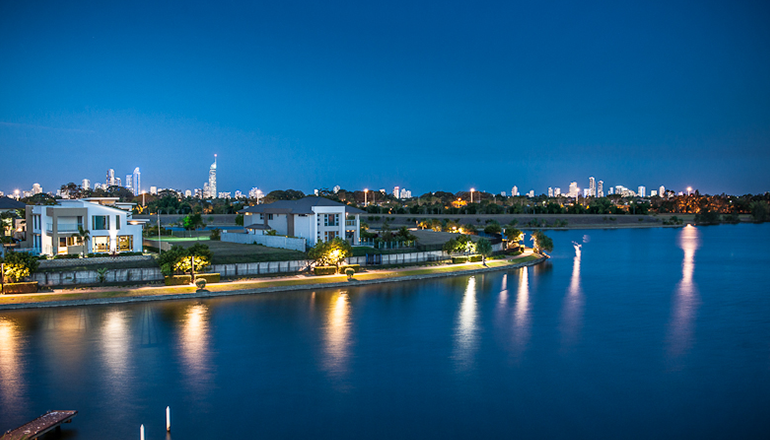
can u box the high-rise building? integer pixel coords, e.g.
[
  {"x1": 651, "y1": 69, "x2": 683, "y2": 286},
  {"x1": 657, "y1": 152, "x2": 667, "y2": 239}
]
[
  {"x1": 333, "y1": 185, "x2": 341, "y2": 194},
  {"x1": 185, "y1": 189, "x2": 192, "y2": 197},
  {"x1": 150, "y1": 186, "x2": 157, "y2": 195},
  {"x1": 588, "y1": 177, "x2": 596, "y2": 197},
  {"x1": 399, "y1": 188, "x2": 412, "y2": 199},
  {"x1": 94, "y1": 182, "x2": 103, "y2": 190},
  {"x1": 82, "y1": 179, "x2": 90, "y2": 190},
  {"x1": 555, "y1": 187, "x2": 561, "y2": 196},
  {"x1": 650, "y1": 190, "x2": 658, "y2": 197},
  {"x1": 32, "y1": 183, "x2": 42, "y2": 195},
  {"x1": 115, "y1": 177, "x2": 122, "y2": 187},
  {"x1": 527, "y1": 190, "x2": 535, "y2": 198},
  {"x1": 597, "y1": 180, "x2": 604, "y2": 198},
  {"x1": 249, "y1": 187, "x2": 264, "y2": 201},
  {"x1": 568, "y1": 182, "x2": 579, "y2": 198},
  {"x1": 125, "y1": 175, "x2": 133, "y2": 192},
  {"x1": 548, "y1": 187, "x2": 553, "y2": 197},
  {"x1": 393, "y1": 186, "x2": 400, "y2": 198},
  {"x1": 106, "y1": 169, "x2": 116, "y2": 186},
  {"x1": 501, "y1": 191, "x2": 507, "y2": 197},
  {"x1": 512, "y1": 186, "x2": 518, "y2": 196},
  {"x1": 638, "y1": 186, "x2": 646, "y2": 197},
  {"x1": 132, "y1": 167, "x2": 141, "y2": 196},
  {"x1": 659, "y1": 185, "x2": 665, "y2": 198},
  {"x1": 207, "y1": 155, "x2": 217, "y2": 198}
]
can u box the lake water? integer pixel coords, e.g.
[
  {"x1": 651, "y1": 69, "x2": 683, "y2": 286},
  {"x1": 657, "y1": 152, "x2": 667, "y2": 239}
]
[{"x1": 1, "y1": 224, "x2": 769, "y2": 439}]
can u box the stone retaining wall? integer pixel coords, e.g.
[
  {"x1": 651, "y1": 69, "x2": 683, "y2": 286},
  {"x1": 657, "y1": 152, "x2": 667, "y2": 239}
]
[
  {"x1": 38, "y1": 255, "x2": 154, "y2": 268},
  {"x1": 32, "y1": 267, "x2": 163, "y2": 286}
]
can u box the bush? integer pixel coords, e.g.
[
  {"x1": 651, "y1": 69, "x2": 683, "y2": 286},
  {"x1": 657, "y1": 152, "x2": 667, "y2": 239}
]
[
  {"x1": 469, "y1": 254, "x2": 483, "y2": 262},
  {"x1": 164, "y1": 273, "x2": 220, "y2": 286},
  {"x1": 210, "y1": 228, "x2": 222, "y2": 240},
  {"x1": 313, "y1": 266, "x2": 337, "y2": 276},
  {"x1": 1, "y1": 281, "x2": 39, "y2": 294},
  {"x1": 53, "y1": 254, "x2": 81, "y2": 259},
  {"x1": 452, "y1": 256, "x2": 469, "y2": 264},
  {"x1": 1, "y1": 252, "x2": 40, "y2": 283},
  {"x1": 339, "y1": 264, "x2": 360, "y2": 273},
  {"x1": 345, "y1": 268, "x2": 355, "y2": 279},
  {"x1": 195, "y1": 279, "x2": 207, "y2": 290}
]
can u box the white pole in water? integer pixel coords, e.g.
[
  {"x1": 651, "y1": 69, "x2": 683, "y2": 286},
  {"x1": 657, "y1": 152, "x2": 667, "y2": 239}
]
[
  {"x1": 166, "y1": 406, "x2": 171, "y2": 432},
  {"x1": 140, "y1": 424, "x2": 145, "y2": 440}
]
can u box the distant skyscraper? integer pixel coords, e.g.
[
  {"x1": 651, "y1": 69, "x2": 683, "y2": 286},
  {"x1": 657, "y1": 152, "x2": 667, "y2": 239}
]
[
  {"x1": 82, "y1": 179, "x2": 90, "y2": 190},
  {"x1": 527, "y1": 190, "x2": 535, "y2": 198},
  {"x1": 588, "y1": 177, "x2": 596, "y2": 197},
  {"x1": 512, "y1": 186, "x2": 518, "y2": 196},
  {"x1": 185, "y1": 189, "x2": 192, "y2": 197},
  {"x1": 638, "y1": 186, "x2": 646, "y2": 197},
  {"x1": 555, "y1": 187, "x2": 561, "y2": 196},
  {"x1": 94, "y1": 182, "x2": 102, "y2": 190},
  {"x1": 132, "y1": 167, "x2": 141, "y2": 196},
  {"x1": 32, "y1": 183, "x2": 42, "y2": 195},
  {"x1": 597, "y1": 180, "x2": 604, "y2": 197},
  {"x1": 333, "y1": 185, "x2": 341, "y2": 194},
  {"x1": 501, "y1": 191, "x2": 507, "y2": 197},
  {"x1": 548, "y1": 187, "x2": 553, "y2": 197},
  {"x1": 150, "y1": 186, "x2": 157, "y2": 195},
  {"x1": 650, "y1": 190, "x2": 658, "y2": 197},
  {"x1": 207, "y1": 155, "x2": 217, "y2": 198},
  {"x1": 115, "y1": 177, "x2": 122, "y2": 187},
  {"x1": 106, "y1": 169, "x2": 116, "y2": 186},
  {"x1": 125, "y1": 174, "x2": 133, "y2": 192},
  {"x1": 568, "y1": 182, "x2": 579, "y2": 198},
  {"x1": 659, "y1": 185, "x2": 666, "y2": 198},
  {"x1": 393, "y1": 186, "x2": 400, "y2": 198}
]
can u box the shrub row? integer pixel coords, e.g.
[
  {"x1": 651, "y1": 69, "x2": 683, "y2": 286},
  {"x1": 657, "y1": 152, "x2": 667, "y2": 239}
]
[
  {"x1": 313, "y1": 266, "x2": 337, "y2": 276},
  {"x1": 164, "y1": 273, "x2": 221, "y2": 286},
  {"x1": 1, "y1": 282, "x2": 39, "y2": 294},
  {"x1": 451, "y1": 255, "x2": 482, "y2": 264}
]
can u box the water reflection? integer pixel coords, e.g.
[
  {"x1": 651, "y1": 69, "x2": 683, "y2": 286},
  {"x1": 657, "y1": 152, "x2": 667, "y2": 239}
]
[
  {"x1": 179, "y1": 303, "x2": 212, "y2": 390},
  {"x1": 453, "y1": 276, "x2": 478, "y2": 370},
  {"x1": 0, "y1": 317, "x2": 26, "y2": 413},
  {"x1": 101, "y1": 310, "x2": 131, "y2": 379},
  {"x1": 513, "y1": 268, "x2": 530, "y2": 354},
  {"x1": 561, "y1": 242, "x2": 584, "y2": 347},
  {"x1": 667, "y1": 225, "x2": 700, "y2": 359},
  {"x1": 323, "y1": 292, "x2": 351, "y2": 376}
]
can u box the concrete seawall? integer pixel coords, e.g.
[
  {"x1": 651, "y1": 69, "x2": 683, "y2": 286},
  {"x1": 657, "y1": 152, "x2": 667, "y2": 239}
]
[{"x1": 0, "y1": 256, "x2": 548, "y2": 310}]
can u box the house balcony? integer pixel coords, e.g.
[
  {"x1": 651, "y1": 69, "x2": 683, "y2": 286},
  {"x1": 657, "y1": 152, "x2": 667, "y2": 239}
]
[{"x1": 345, "y1": 220, "x2": 356, "y2": 226}]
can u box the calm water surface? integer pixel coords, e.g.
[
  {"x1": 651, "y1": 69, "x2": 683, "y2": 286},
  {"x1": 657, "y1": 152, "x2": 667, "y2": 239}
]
[{"x1": 1, "y1": 224, "x2": 769, "y2": 438}]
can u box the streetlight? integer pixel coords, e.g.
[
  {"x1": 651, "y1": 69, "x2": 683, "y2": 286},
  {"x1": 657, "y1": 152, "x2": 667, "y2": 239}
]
[
  {"x1": 687, "y1": 186, "x2": 692, "y2": 195},
  {"x1": 470, "y1": 188, "x2": 475, "y2": 204},
  {"x1": 364, "y1": 189, "x2": 368, "y2": 206}
]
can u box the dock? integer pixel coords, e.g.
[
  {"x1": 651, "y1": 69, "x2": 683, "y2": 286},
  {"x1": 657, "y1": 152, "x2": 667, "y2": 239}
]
[{"x1": 2, "y1": 410, "x2": 77, "y2": 440}]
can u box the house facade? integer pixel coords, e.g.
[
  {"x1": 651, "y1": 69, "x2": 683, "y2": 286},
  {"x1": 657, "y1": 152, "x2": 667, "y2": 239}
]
[
  {"x1": 239, "y1": 197, "x2": 364, "y2": 246},
  {"x1": 25, "y1": 198, "x2": 144, "y2": 256}
]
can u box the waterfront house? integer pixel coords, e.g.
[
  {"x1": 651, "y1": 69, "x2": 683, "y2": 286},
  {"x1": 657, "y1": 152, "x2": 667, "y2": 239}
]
[
  {"x1": 239, "y1": 197, "x2": 364, "y2": 246},
  {"x1": 25, "y1": 198, "x2": 145, "y2": 256}
]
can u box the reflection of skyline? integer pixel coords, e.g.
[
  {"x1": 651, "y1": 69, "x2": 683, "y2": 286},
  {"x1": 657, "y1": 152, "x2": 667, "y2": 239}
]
[
  {"x1": 453, "y1": 276, "x2": 478, "y2": 370},
  {"x1": 323, "y1": 292, "x2": 351, "y2": 376},
  {"x1": 0, "y1": 317, "x2": 26, "y2": 414},
  {"x1": 513, "y1": 268, "x2": 530, "y2": 354},
  {"x1": 668, "y1": 225, "x2": 700, "y2": 360},
  {"x1": 561, "y1": 242, "x2": 584, "y2": 348}
]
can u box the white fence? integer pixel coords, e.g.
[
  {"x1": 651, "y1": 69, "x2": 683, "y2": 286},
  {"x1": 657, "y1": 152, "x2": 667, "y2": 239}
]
[
  {"x1": 221, "y1": 232, "x2": 307, "y2": 252},
  {"x1": 32, "y1": 267, "x2": 164, "y2": 286}
]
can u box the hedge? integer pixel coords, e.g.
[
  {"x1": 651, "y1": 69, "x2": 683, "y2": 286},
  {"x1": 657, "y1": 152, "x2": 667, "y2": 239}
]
[
  {"x1": 1, "y1": 282, "x2": 39, "y2": 294},
  {"x1": 164, "y1": 273, "x2": 221, "y2": 286},
  {"x1": 313, "y1": 266, "x2": 338, "y2": 276},
  {"x1": 469, "y1": 255, "x2": 483, "y2": 262},
  {"x1": 339, "y1": 264, "x2": 361, "y2": 273},
  {"x1": 452, "y1": 256, "x2": 468, "y2": 264}
]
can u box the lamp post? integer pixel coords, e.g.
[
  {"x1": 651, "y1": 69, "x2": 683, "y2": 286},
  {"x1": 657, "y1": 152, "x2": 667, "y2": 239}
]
[
  {"x1": 687, "y1": 186, "x2": 692, "y2": 196},
  {"x1": 364, "y1": 189, "x2": 368, "y2": 206},
  {"x1": 470, "y1": 188, "x2": 475, "y2": 204}
]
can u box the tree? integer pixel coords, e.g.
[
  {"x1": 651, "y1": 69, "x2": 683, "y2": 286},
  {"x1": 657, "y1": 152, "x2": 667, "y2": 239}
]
[
  {"x1": 694, "y1": 209, "x2": 720, "y2": 225},
  {"x1": 532, "y1": 231, "x2": 553, "y2": 254},
  {"x1": 483, "y1": 223, "x2": 501, "y2": 235},
  {"x1": 504, "y1": 227, "x2": 524, "y2": 244},
  {"x1": 183, "y1": 213, "x2": 206, "y2": 231},
  {"x1": 442, "y1": 237, "x2": 458, "y2": 255},
  {"x1": 750, "y1": 201, "x2": 769, "y2": 222},
  {"x1": 1, "y1": 251, "x2": 40, "y2": 283},
  {"x1": 308, "y1": 237, "x2": 352, "y2": 271},
  {"x1": 73, "y1": 226, "x2": 90, "y2": 256},
  {"x1": 456, "y1": 235, "x2": 475, "y2": 254},
  {"x1": 158, "y1": 244, "x2": 212, "y2": 278},
  {"x1": 476, "y1": 238, "x2": 493, "y2": 265},
  {"x1": 235, "y1": 213, "x2": 244, "y2": 226}
]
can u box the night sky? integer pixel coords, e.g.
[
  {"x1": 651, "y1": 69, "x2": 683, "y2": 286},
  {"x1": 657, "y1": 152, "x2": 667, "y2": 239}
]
[{"x1": 1, "y1": 0, "x2": 769, "y2": 196}]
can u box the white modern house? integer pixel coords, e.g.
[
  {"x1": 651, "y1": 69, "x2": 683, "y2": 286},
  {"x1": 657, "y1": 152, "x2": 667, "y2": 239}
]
[
  {"x1": 25, "y1": 198, "x2": 145, "y2": 256},
  {"x1": 239, "y1": 197, "x2": 364, "y2": 246}
]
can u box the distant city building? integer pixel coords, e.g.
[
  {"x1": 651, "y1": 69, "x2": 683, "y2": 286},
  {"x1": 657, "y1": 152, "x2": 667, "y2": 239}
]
[
  {"x1": 125, "y1": 174, "x2": 133, "y2": 192},
  {"x1": 555, "y1": 187, "x2": 561, "y2": 196},
  {"x1": 82, "y1": 179, "x2": 90, "y2": 191},
  {"x1": 94, "y1": 182, "x2": 103, "y2": 190},
  {"x1": 659, "y1": 185, "x2": 666, "y2": 198},
  {"x1": 399, "y1": 188, "x2": 412, "y2": 199},
  {"x1": 314, "y1": 189, "x2": 319, "y2": 196},
  {"x1": 527, "y1": 190, "x2": 535, "y2": 198},
  {"x1": 511, "y1": 186, "x2": 519, "y2": 197},
  {"x1": 597, "y1": 180, "x2": 604, "y2": 198},
  {"x1": 638, "y1": 186, "x2": 646, "y2": 197},
  {"x1": 500, "y1": 191, "x2": 507, "y2": 197},
  {"x1": 333, "y1": 185, "x2": 341, "y2": 194},
  {"x1": 150, "y1": 186, "x2": 157, "y2": 195},
  {"x1": 583, "y1": 188, "x2": 590, "y2": 197},
  {"x1": 132, "y1": 167, "x2": 141, "y2": 196},
  {"x1": 115, "y1": 177, "x2": 122, "y2": 188},
  {"x1": 204, "y1": 155, "x2": 217, "y2": 198},
  {"x1": 588, "y1": 177, "x2": 596, "y2": 197},
  {"x1": 194, "y1": 188, "x2": 203, "y2": 198},
  {"x1": 548, "y1": 187, "x2": 553, "y2": 197},
  {"x1": 185, "y1": 190, "x2": 192, "y2": 197},
  {"x1": 568, "y1": 182, "x2": 579, "y2": 198},
  {"x1": 608, "y1": 187, "x2": 614, "y2": 195},
  {"x1": 393, "y1": 186, "x2": 400, "y2": 198},
  {"x1": 650, "y1": 190, "x2": 658, "y2": 197},
  {"x1": 234, "y1": 190, "x2": 243, "y2": 199},
  {"x1": 106, "y1": 169, "x2": 116, "y2": 186},
  {"x1": 218, "y1": 192, "x2": 231, "y2": 199},
  {"x1": 249, "y1": 187, "x2": 264, "y2": 202},
  {"x1": 32, "y1": 183, "x2": 42, "y2": 195}
]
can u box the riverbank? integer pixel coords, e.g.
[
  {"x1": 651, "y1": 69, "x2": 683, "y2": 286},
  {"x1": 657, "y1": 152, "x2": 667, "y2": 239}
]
[{"x1": 0, "y1": 253, "x2": 547, "y2": 310}]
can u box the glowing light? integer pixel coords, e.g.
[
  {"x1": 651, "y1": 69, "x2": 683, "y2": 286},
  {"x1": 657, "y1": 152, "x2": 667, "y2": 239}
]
[
  {"x1": 560, "y1": 242, "x2": 584, "y2": 347},
  {"x1": 667, "y1": 225, "x2": 700, "y2": 361},
  {"x1": 453, "y1": 276, "x2": 478, "y2": 370},
  {"x1": 101, "y1": 310, "x2": 130, "y2": 378},
  {"x1": 513, "y1": 267, "x2": 530, "y2": 354},
  {"x1": 0, "y1": 318, "x2": 25, "y2": 411}
]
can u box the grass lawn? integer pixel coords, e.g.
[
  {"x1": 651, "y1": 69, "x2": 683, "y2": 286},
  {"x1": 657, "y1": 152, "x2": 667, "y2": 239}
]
[
  {"x1": 173, "y1": 240, "x2": 308, "y2": 264},
  {"x1": 37, "y1": 258, "x2": 159, "y2": 273}
]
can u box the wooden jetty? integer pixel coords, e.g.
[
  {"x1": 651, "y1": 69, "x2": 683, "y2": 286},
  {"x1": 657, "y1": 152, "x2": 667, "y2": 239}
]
[{"x1": 1, "y1": 410, "x2": 77, "y2": 440}]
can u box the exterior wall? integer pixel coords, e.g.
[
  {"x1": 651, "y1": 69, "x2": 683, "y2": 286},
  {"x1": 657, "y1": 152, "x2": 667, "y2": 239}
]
[
  {"x1": 293, "y1": 215, "x2": 314, "y2": 242},
  {"x1": 221, "y1": 232, "x2": 307, "y2": 252},
  {"x1": 311, "y1": 206, "x2": 347, "y2": 245},
  {"x1": 267, "y1": 214, "x2": 288, "y2": 235}
]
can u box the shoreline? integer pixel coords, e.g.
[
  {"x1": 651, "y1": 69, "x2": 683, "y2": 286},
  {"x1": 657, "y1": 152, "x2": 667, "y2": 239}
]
[{"x1": 0, "y1": 255, "x2": 548, "y2": 311}]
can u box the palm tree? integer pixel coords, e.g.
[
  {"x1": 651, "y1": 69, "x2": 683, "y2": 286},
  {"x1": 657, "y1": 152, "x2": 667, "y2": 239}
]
[{"x1": 74, "y1": 226, "x2": 90, "y2": 257}]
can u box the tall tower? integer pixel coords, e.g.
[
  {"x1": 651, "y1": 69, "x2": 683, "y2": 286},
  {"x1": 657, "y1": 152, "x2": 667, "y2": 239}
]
[
  {"x1": 106, "y1": 169, "x2": 115, "y2": 186},
  {"x1": 589, "y1": 177, "x2": 596, "y2": 197},
  {"x1": 597, "y1": 180, "x2": 604, "y2": 197},
  {"x1": 208, "y1": 155, "x2": 217, "y2": 198},
  {"x1": 132, "y1": 167, "x2": 141, "y2": 196}
]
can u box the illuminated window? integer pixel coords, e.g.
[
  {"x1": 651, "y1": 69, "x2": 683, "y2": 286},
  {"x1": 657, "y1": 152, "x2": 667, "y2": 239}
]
[
  {"x1": 92, "y1": 215, "x2": 110, "y2": 230},
  {"x1": 118, "y1": 235, "x2": 133, "y2": 252},
  {"x1": 93, "y1": 236, "x2": 109, "y2": 253}
]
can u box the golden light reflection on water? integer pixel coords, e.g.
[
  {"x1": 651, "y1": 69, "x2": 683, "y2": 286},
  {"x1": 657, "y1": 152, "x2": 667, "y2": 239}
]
[
  {"x1": 561, "y1": 242, "x2": 584, "y2": 347},
  {"x1": 513, "y1": 268, "x2": 530, "y2": 353},
  {"x1": 40, "y1": 309, "x2": 90, "y2": 377},
  {"x1": 323, "y1": 292, "x2": 351, "y2": 375},
  {"x1": 453, "y1": 277, "x2": 478, "y2": 370},
  {"x1": 101, "y1": 310, "x2": 131, "y2": 379},
  {"x1": 180, "y1": 304, "x2": 211, "y2": 387},
  {"x1": 668, "y1": 225, "x2": 700, "y2": 359},
  {"x1": 0, "y1": 317, "x2": 26, "y2": 412}
]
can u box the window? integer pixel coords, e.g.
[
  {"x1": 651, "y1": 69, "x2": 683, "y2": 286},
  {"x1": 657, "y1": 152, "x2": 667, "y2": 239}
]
[
  {"x1": 259, "y1": 214, "x2": 264, "y2": 221},
  {"x1": 324, "y1": 214, "x2": 339, "y2": 227},
  {"x1": 268, "y1": 214, "x2": 274, "y2": 220},
  {"x1": 325, "y1": 231, "x2": 338, "y2": 241},
  {"x1": 92, "y1": 215, "x2": 110, "y2": 230},
  {"x1": 115, "y1": 215, "x2": 120, "y2": 230},
  {"x1": 93, "y1": 236, "x2": 110, "y2": 253},
  {"x1": 118, "y1": 236, "x2": 133, "y2": 252}
]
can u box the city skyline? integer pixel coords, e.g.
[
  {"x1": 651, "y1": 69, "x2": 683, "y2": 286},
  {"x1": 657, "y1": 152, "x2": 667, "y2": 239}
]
[{"x1": 2, "y1": 1, "x2": 769, "y2": 195}]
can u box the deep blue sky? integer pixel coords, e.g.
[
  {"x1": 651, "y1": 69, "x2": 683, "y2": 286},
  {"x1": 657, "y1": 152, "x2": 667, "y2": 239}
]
[{"x1": 1, "y1": 0, "x2": 769, "y2": 196}]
